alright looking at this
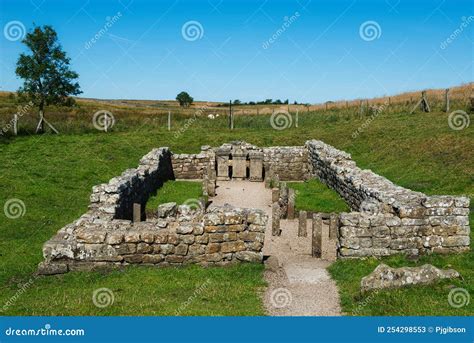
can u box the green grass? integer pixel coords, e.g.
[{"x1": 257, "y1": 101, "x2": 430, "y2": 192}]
[
  {"x1": 288, "y1": 179, "x2": 350, "y2": 213},
  {"x1": 328, "y1": 253, "x2": 474, "y2": 316},
  {"x1": 2, "y1": 264, "x2": 266, "y2": 315},
  {"x1": 0, "y1": 100, "x2": 472, "y2": 315},
  {"x1": 146, "y1": 180, "x2": 203, "y2": 212}
]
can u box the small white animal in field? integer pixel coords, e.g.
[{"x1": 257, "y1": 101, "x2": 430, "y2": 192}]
[{"x1": 207, "y1": 114, "x2": 215, "y2": 119}]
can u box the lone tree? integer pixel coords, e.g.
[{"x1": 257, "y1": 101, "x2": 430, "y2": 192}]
[
  {"x1": 15, "y1": 25, "x2": 81, "y2": 133},
  {"x1": 176, "y1": 91, "x2": 193, "y2": 108}
]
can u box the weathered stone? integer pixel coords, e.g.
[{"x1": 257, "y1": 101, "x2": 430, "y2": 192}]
[
  {"x1": 154, "y1": 232, "x2": 168, "y2": 244},
  {"x1": 235, "y1": 251, "x2": 263, "y2": 262},
  {"x1": 143, "y1": 254, "x2": 164, "y2": 264},
  {"x1": 76, "y1": 229, "x2": 106, "y2": 244},
  {"x1": 106, "y1": 231, "x2": 124, "y2": 245},
  {"x1": 141, "y1": 231, "x2": 155, "y2": 243},
  {"x1": 442, "y1": 236, "x2": 470, "y2": 247},
  {"x1": 180, "y1": 234, "x2": 195, "y2": 244},
  {"x1": 157, "y1": 202, "x2": 177, "y2": 218},
  {"x1": 176, "y1": 225, "x2": 193, "y2": 235},
  {"x1": 361, "y1": 263, "x2": 460, "y2": 292},
  {"x1": 124, "y1": 231, "x2": 140, "y2": 243},
  {"x1": 160, "y1": 244, "x2": 175, "y2": 255},
  {"x1": 175, "y1": 244, "x2": 189, "y2": 255},
  {"x1": 37, "y1": 261, "x2": 68, "y2": 275},
  {"x1": 221, "y1": 241, "x2": 246, "y2": 253},
  {"x1": 114, "y1": 243, "x2": 136, "y2": 255}
]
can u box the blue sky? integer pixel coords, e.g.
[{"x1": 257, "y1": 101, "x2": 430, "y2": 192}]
[{"x1": 0, "y1": 0, "x2": 472, "y2": 103}]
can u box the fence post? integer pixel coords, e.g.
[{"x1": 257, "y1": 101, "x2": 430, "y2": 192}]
[
  {"x1": 228, "y1": 100, "x2": 232, "y2": 129},
  {"x1": 13, "y1": 114, "x2": 18, "y2": 136},
  {"x1": 167, "y1": 111, "x2": 171, "y2": 131},
  {"x1": 295, "y1": 109, "x2": 299, "y2": 128},
  {"x1": 445, "y1": 88, "x2": 450, "y2": 112}
]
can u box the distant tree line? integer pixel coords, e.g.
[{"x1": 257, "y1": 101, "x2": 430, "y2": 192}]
[{"x1": 217, "y1": 99, "x2": 310, "y2": 106}]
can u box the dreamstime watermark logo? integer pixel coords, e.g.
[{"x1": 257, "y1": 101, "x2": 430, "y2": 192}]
[
  {"x1": 352, "y1": 100, "x2": 388, "y2": 139},
  {"x1": 359, "y1": 21, "x2": 382, "y2": 41},
  {"x1": 175, "y1": 279, "x2": 211, "y2": 315},
  {"x1": 4, "y1": 20, "x2": 26, "y2": 41},
  {"x1": 183, "y1": 198, "x2": 203, "y2": 211},
  {"x1": 181, "y1": 21, "x2": 204, "y2": 41},
  {"x1": 353, "y1": 288, "x2": 380, "y2": 315},
  {"x1": 92, "y1": 288, "x2": 115, "y2": 308},
  {"x1": 173, "y1": 103, "x2": 211, "y2": 139},
  {"x1": 92, "y1": 110, "x2": 115, "y2": 131},
  {"x1": 270, "y1": 109, "x2": 293, "y2": 130},
  {"x1": 448, "y1": 110, "x2": 470, "y2": 131},
  {"x1": 270, "y1": 287, "x2": 293, "y2": 308},
  {"x1": 4, "y1": 198, "x2": 26, "y2": 219},
  {"x1": 84, "y1": 12, "x2": 122, "y2": 49},
  {"x1": 440, "y1": 16, "x2": 474, "y2": 50},
  {"x1": 1, "y1": 275, "x2": 38, "y2": 313},
  {"x1": 0, "y1": 101, "x2": 34, "y2": 136},
  {"x1": 262, "y1": 12, "x2": 300, "y2": 49},
  {"x1": 448, "y1": 288, "x2": 470, "y2": 308}
]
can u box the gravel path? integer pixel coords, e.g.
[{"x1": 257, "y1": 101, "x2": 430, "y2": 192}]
[{"x1": 210, "y1": 181, "x2": 341, "y2": 316}]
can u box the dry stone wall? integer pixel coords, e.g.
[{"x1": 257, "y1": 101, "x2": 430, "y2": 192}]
[
  {"x1": 171, "y1": 148, "x2": 210, "y2": 179},
  {"x1": 306, "y1": 140, "x2": 470, "y2": 257},
  {"x1": 263, "y1": 146, "x2": 309, "y2": 181},
  {"x1": 39, "y1": 205, "x2": 266, "y2": 275}
]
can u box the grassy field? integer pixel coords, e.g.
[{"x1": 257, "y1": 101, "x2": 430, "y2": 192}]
[
  {"x1": 145, "y1": 180, "x2": 203, "y2": 214},
  {"x1": 0, "y1": 85, "x2": 472, "y2": 316},
  {"x1": 288, "y1": 179, "x2": 350, "y2": 213}
]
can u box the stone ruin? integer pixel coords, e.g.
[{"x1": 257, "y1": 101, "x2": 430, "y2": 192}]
[{"x1": 38, "y1": 140, "x2": 470, "y2": 275}]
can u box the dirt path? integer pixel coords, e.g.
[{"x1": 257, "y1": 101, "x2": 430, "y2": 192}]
[{"x1": 210, "y1": 181, "x2": 341, "y2": 316}]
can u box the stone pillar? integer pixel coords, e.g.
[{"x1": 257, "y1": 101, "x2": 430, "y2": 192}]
[
  {"x1": 271, "y1": 188, "x2": 280, "y2": 203},
  {"x1": 321, "y1": 213, "x2": 338, "y2": 261},
  {"x1": 329, "y1": 213, "x2": 339, "y2": 240},
  {"x1": 312, "y1": 213, "x2": 322, "y2": 257},
  {"x1": 232, "y1": 148, "x2": 247, "y2": 180},
  {"x1": 216, "y1": 147, "x2": 230, "y2": 181},
  {"x1": 288, "y1": 188, "x2": 295, "y2": 220},
  {"x1": 207, "y1": 169, "x2": 216, "y2": 197},
  {"x1": 249, "y1": 151, "x2": 263, "y2": 182},
  {"x1": 133, "y1": 203, "x2": 141, "y2": 223},
  {"x1": 298, "y1": 210, "x2": 307, "y2": 237},
  {"x1": 272, "y1": 203, "x2": 281, "y2": 236}
]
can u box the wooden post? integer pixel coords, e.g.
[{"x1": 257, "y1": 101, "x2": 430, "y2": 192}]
[
  {"x1": 13, "y1": 114, "x2": 18, "y2": 136},
  {"x1": 295, "y1": 110, "x2": 299, "y2": 128},
  {"x1": 133, "y1": 203, "x2": 141, "y2": 223},
  {"x1": 229, "y1": 100, "x2": 232, "y2": 129},
  {"x1": 167, "y1": 111, "x2": 171, "y2": 131},
  {"x1": 445, "y1": 88, "x2": 450, "y2": 112},
  {"x1": 312, "y1": 213, "x2": 322, "y2": 257},
  {"x1": 298, "y1": 210, "x2": 307, "y2": 237},
  {"x1": 388, "y1": 97, "x2": 391, "y2": 105},
  {"x1": 421, "y1": 91, "x2": 430, "y2": 112}
]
